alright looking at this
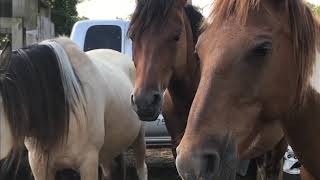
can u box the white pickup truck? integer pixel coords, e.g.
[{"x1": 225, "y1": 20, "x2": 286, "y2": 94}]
[{"x1": 70, "y1": 19, "x2": 171, "y2": 147}]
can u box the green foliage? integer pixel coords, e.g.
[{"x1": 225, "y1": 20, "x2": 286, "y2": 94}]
[
  {"x1": 50, "y1": 0, "x2": 87, "y2": 36},
  {"x1": 0, "y1": 34, "x2": 10, "y2": 50},
  {"x1": 77, "y1": 16, "x2": 89, "y2": 21},
  {"x1": 307, "y1": 2, "x2": 320, "y2": 17}
]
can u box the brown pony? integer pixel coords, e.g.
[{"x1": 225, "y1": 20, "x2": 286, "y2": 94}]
[
  {"x1": 176, "y1": 0, "x2": 320, "y2": 179},
  {"x1": 129, "y1": 0, "x2": 286, "y2": 179},
  {"x1": 129, "y1": 0, "x2": 202, "y2": 154}
]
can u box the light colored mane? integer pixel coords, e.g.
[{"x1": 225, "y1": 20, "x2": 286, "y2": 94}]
[{"x1": 41, "y1": 40, "x2": 87, "y2": 119}]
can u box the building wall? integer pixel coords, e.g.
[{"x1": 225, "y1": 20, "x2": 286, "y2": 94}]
[
  {"x1": 39, "y1": 6, "x2": 51, "y2": 19},
  {"x1": 39, "y1": 0, "x2": 51, "y2": 19},
  {"x1": 0, "y1": 17, "x2": 24, "y2": 49},
  {"x1": 1, "y1": 0, "x2": 54, "y2": 49},
  {"x1": 0, "y1": 0, "x2": 12, "y2": 17},
  {"x1": 12, "y1": 0, "x2": 38, "y2": 30},
  {"x1": 26, "y1": 16, "x2": 55, "y2": 45}
]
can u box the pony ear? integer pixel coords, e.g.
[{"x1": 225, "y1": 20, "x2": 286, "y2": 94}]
[{"x1": 0, "y1": 40, "x2": 12, "y2": 72}]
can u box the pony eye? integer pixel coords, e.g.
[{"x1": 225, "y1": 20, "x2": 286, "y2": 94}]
[
  {"x1": 252, "y1": 41, "x2": 272, "y2": 57},
  {"x1": 173, "y1": 34, "x2": 181, "y2": 42},
  {"x1": 172, "y1": 30, "x2": 182, "y2": 42}
]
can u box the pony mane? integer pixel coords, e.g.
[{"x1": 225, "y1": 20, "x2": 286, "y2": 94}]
[
  {"x1": 184, "y1": 5, "x2": 204, "y2": 43},
  {"x1": 128, "y1": 0, "x2": 203, "y2": 42},
  {"x1": 208, "y1": 0, "x2": 318, "y2": 107},
  {"x1": 0, "y1": 40, "x2": 86, "y2": 152},
  {"x1": 207, "y1": 0, "x2": 260, "y2": 26},
  {"x1": 128, "y1": 0, "x2": 175, "y2": 39}
]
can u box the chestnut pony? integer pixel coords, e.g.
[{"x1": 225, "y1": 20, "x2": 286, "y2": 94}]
[
  {"x1": 129, "y1": 0, "x2": 286, "y2": 179},
  {"x1": 176, "y1": 0, "x2": 320, "y2": 179},
  {"x1": 129, "y1": 0, "x2": 202, "y2": 156}
]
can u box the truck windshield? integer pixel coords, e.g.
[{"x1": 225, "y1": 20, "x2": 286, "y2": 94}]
[{"x1": 84, "y1": 25, "x2": 122, "y2": 52}]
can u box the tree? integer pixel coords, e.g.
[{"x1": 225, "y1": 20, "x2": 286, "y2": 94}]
[
  {"x1": 307, "y1": 2, "x2": 320, "y2": 17},
  {"x1": 50, "y1": 0, "x2": 87, "y2": 36}
]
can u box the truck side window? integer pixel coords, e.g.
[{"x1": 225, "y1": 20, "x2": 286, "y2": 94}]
[{"x1": 84, "y1": 25, "x2": 122, "y2": 52}]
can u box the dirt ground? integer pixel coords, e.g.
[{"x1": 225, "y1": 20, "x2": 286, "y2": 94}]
[
  {"x1": 125, "y1": 148, "x2": 267, "y2": 180},
  {"x1": 1, "y1": 148, "x2": 300, "y2": 180},
  {"x1": 125, "y1": 148, "x2": 181, "y2": 180},
  {"x1": 0, "y1": 148, "x2": 179, "y2": 180},
  {"x1": 124, "y1": 148, "x2": 300, "y2": 180}
]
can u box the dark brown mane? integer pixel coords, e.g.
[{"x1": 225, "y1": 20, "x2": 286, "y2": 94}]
[
  {"x1": 0, "y1": 44, "x2": 83, "y2": 153},
  {"x1": 184, "y1": 5, "x2": 204, "y2": 43},
  {"x1": 128, "y1": 0, "x2": 203, "y2": 42},
  {"x1": 208, "y1": 0, "x2": 317, "y2": 107},
  {"x1": 128, "y1": 0, "x2": 175, "y2": 39}
]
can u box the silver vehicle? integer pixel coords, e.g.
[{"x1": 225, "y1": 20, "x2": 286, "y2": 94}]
[{"x1": 70, "y1": 19, "x2": 171, "y2": 147}]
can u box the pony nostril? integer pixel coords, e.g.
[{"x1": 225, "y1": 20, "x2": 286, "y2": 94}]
[
  {"x1": 202, "y1": 153, "x2": 220, "y2": 176},
  {"x1": 152, "y1": 93, "x2": 162, "y2": 105},
  {"x1": 205, "y1": 154, "x2": 215, "y2": 174},
  {"x1": 130, "y1": 94, "x2": 136, "y2": 106}
]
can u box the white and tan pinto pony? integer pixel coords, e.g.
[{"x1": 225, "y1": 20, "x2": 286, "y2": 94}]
[{"x1": 0, "y1": 37, "x2": 147, "y2": 180}]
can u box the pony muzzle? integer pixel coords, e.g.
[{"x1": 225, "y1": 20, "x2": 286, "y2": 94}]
[
  {"x1": 130, "y1": 91, "x2": 163, "y2": 121},
  {"x1": 176, "y1": 135, "x2": 238, "y2": 180}
]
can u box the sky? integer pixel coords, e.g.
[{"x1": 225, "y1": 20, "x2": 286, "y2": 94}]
[{"x1": 77, "y1": 0, "x2": 320, "y2": 20}]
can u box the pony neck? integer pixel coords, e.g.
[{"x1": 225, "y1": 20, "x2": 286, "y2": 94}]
[
  {"x1": 168, "y1": 12, "x2": 200, "y2": 105},
  {"x1": 281, "y1": 48, "x2": 320, "y2": 178},
  {"x1": 282, "y1": 86, "x2": 320, "y2": 178}
]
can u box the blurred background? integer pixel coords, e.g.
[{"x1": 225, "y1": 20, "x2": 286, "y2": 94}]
[{"x1": 1, "y1": 0, "x2": 320, "y2": 49}]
